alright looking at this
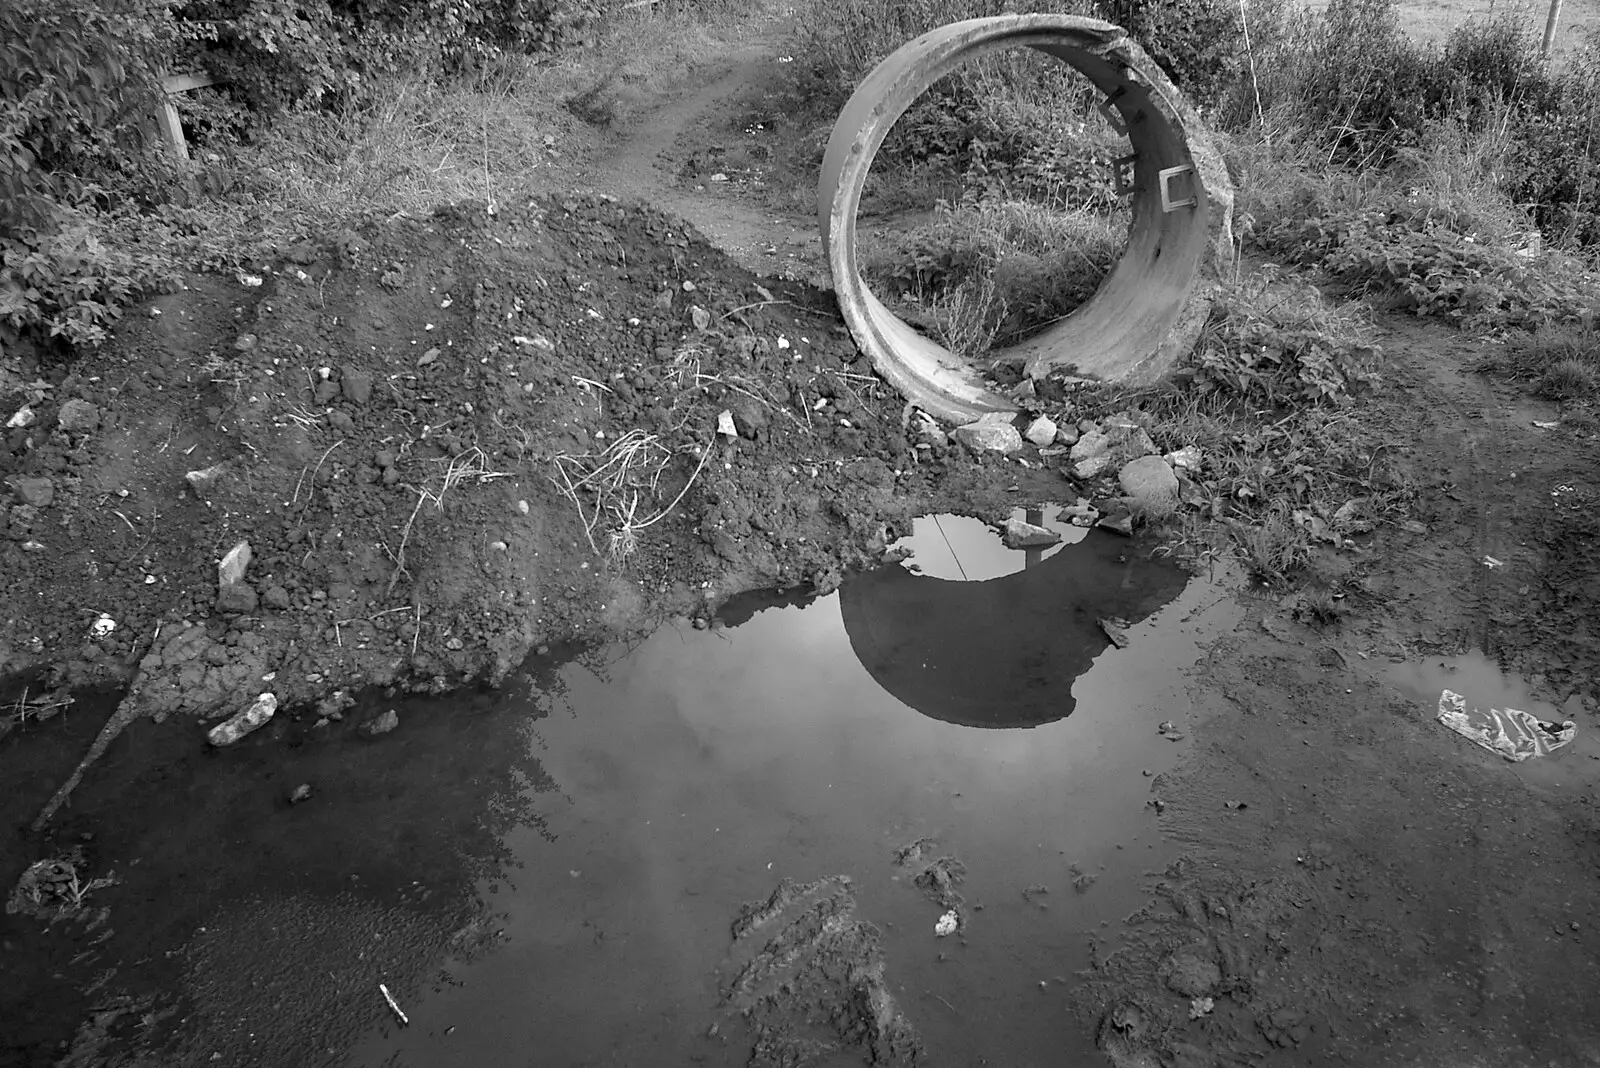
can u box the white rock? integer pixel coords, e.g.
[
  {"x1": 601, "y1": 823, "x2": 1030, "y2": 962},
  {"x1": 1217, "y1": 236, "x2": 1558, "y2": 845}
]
[
  {"x1": 1004, "y1": 517, "x2": 1061, "y2": 549},
  {"x1": 935, "y1": 910, "x2": 959, "y2": 937},
  {"x1": 1024, "y1": 415, "x2": 1057, "y2": 448},
  {"x1": 1118, "y1": 455, "x2": 1179, "y2": 508},
  {"x1": 953, "y1": 421, "x2": 1023, "y2": 455},
  {"x1": 218, "y1": 540, "x2": 252, "y2": 587},
  {"x1": 207, "y1": 693, "x2": 278, "y2": 746},
  {"x1": 1164, "y1": 445, "x2": 1202, "y2": 471},
  {"x1": 716, "y1": 409, "x2": 737, "y2": 439}
]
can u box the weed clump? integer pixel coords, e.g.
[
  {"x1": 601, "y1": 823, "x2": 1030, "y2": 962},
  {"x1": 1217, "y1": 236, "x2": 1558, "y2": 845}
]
[{"x1": 1478, "y1": 322, "x2": 1600, "y2": 400}]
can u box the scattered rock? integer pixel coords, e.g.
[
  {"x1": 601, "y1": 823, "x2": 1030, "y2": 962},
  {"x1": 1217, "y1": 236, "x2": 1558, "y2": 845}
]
[
  {"x1": 1003, "y1": 517, "x2": 1062, "y2": 550},
  {"x1": 360, "y1": 709, "x2": 400, "y2": 737},
  {"x1": 207, "y1": 693, "x2": 278, "y2": 746},
  {"x1": 9, "y1": 477, "x2": 54, "y2": 508},
  {"x1": 288, "y1": 783, "x2": 313, "y2": 804},
  {"x1": 727, "y1": 396, "x2": 768, "y2": 438},
  {"x1": 1164, "y1": 445, "x2": 1202, "y2": 471},
  {"x1": 341, "y1": 369, "x2": 373, "y2": 405},
  {"x1": 1118, "y1": 455, "x2": 1179, "y2": 510},
  {"x1": 216, "y1": 582, "x2": 259, "y2": 614},
  {"x1": 1054, "y1": 424, "x2": 1079, "y2": 446},
  {"x1": 328, "y1": 410, "x2": 355, "y2": 436},
  {"x1": 186, "y1": 464, "x2": 227, "y2": 496},
  {"x1": 218, "y1": 541, "x2": 253, "y2": 587},
  {"x1": 233, "y1": 333, "x2": 257, "y2": 352},
  {"x1": 1098, "y1": 618, "x2": 1130, "y2": 648},
  {"x1": 1097, "y1": 511, "x2": 1134, "y2": 537},
  {"x1": 1024, "y1": 415, "x2": 1058, "y2": 448},
  {"x1": 263, "y1": 585, "x2": 291, "y2": 610},
  {"x1": 313, "y1": 379, "x2": 340, "y2": 405},
  {"x1": 953, "y1": 419, "x2": 1023, "y2": 455},
  {"x1": 56, "y1": 399, "x2": 100, "y2": 433}
]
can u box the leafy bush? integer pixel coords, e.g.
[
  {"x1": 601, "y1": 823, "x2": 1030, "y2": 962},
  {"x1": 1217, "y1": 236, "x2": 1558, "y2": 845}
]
[
  {"x1": 1191, "y1": 268, "x2": 1381, "y2": 405},
  {"x1": 0, "y1": 0, "x2": 180, "y2": 231},
  {"x1": 1, "y1": 208, "x2": 171, "y2": 348}
]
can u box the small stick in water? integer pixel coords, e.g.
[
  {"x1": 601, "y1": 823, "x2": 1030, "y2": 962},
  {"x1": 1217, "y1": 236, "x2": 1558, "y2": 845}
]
[{"x1": 379, "y1": 982, "x2": 409, "y2": 1026}]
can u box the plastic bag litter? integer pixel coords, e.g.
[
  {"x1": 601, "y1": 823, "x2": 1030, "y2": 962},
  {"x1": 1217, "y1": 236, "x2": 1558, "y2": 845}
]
[{"x1": 1436, "y1": 689, "x2": 1574, "y2": 761}]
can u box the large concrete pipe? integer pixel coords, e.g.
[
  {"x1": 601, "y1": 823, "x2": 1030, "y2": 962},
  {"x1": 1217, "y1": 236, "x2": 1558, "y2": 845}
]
[{"x1": 819, "y1": 15, "x2": 1234, "y2": 425}]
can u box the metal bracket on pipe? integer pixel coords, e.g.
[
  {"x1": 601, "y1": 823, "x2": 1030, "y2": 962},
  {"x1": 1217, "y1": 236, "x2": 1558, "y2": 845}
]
[
  {"x1": 1158, "y1": 165, "x2": 1197, "y2": 212},
  {"x1": 1098, "y1": 88, "x2": 1128, "y2": 135},
  {"x1": 1112, "y1": 153, "x2": 1139, "y2": 196}
]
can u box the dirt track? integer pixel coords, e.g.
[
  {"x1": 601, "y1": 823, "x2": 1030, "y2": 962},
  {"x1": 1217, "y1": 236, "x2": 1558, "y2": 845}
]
[{"x1": 4, "y1": 26, "x2": 1600, "y2": 1068}]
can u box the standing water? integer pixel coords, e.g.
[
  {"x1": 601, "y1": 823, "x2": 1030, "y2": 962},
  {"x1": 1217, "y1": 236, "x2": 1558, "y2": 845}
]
[{"x1": 340, "y1": 512, "x2": 1240, "y2": 1067}]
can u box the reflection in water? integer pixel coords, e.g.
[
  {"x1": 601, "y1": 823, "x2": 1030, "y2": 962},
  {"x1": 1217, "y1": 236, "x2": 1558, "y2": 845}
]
[{"x1": 840, "y1": 523, "x2": 1189, "y2": 729}]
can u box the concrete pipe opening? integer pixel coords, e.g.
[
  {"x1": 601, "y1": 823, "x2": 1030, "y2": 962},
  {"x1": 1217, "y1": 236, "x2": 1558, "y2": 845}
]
[{"x1": 819, "y1": 15, "x2": 1234, "y2": 426}]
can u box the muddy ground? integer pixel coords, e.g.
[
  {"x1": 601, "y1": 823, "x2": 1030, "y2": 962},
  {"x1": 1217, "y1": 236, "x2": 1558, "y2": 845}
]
[{"x1": 5, "y1": 23, "x2": 1600, "y2": 1068}]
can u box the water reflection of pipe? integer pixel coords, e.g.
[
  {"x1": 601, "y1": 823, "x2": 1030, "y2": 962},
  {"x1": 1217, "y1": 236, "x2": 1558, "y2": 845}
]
[
  {"x1": 1024, "y1": 507, "x2": 1044, "y2": 570},
  {"x1": 837, "y1": 530, "x2": 1189, "y2": 729}
]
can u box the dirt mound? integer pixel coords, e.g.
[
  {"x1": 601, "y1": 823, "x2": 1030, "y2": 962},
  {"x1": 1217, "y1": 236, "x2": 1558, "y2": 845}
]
[{"x1": 2, "y1": 193, "x2": 1052, "y2": 823}]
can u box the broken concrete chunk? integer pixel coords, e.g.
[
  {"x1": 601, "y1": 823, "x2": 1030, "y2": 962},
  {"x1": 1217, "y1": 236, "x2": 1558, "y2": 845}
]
[
  {"x1": 1024, "y1": 415, "x2": 1057, "y2": 448},
  {"x1": 1003, "y1": 517, "x2": 1062, "y2": 549},
  {"x1": 953, "y1": 420, "x2": 1023, "y2": 455},
  {"x1": 207, "y1": 693, "x2": 278, "y2": 746}
]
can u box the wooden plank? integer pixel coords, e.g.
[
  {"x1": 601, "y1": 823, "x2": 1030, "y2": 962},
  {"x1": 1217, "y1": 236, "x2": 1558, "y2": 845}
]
[
  {"x1": 161, "y1": 72, "x2": 218, "y2": 94},
  {"x1": 156, "y1": 99, "x2": 189, "y2": 160}
]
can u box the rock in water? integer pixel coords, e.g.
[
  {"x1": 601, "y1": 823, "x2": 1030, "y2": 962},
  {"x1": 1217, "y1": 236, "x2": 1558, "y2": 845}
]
[
  {"x1": 1003, "y1": 517, "x2": 1061, "y2": 549},
  {"x1": 207, "y1": 693, "x2": 278, "y2": 746},
  {"x1": 360, "y1": 709, "x2": 400, "y2": 737}
]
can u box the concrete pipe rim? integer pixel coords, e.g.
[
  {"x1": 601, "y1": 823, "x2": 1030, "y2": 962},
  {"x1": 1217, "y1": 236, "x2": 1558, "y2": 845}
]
[{"x1": 819, "y1": 14, "x2": 1234, "y2": 427}]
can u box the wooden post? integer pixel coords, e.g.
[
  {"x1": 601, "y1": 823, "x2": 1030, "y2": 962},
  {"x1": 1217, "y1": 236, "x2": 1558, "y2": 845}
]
[
  {"x1": 157, "y1": 72, "x2": 220, "y2": 160},
  {"x1": 1542, "y1": 0, "x2": 1564, "y2": 58}
]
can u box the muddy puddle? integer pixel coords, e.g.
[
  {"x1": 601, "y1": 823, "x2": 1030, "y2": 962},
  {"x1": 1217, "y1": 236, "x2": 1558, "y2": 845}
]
[
  {"x1": 2, "y1": 514, "x2": 1242, "y2": 1068},
  {"x1": 338, "y1": 513, "x2": 1238, "y2": 1068}
]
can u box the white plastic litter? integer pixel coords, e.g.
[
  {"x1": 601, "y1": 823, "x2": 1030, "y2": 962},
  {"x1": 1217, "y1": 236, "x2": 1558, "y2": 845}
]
[
  {"x1": 934, "y1": 910, "x2": 959, "y2": 937},
  {"x1": 1436, "y1": 689, "x2": 1574, "y2": 762},
  {"x1": 89, "y1": 614, "x2": 116, "y2": 641},
  {"x1": 717, "y1": 410, "x2": 737, "y2": 439}
]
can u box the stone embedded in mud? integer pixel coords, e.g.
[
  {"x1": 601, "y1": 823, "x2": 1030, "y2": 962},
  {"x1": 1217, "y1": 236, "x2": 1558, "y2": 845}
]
[
  {"x1": 217, "y1": 582, "x2": 259, "y2": 614},
  {"x1": 953, "y1": 420, "x2": 1023, "y2": 455},
  {"x1": 56, "y1": 398, "x2": 100, "y2": 433},
  {"x1": 1024, "y1": 415, "x2": 1058, "y2": 448},
  {"x1": 1003, "y1": 517, "x2": 1062, "y2": 550},
  {"x1": 1161, "y1": 950, "x2": 1222, "y2": 997},
  {"x1": 1097, "y1": 511, "x2": 1135, "y2": 537},
  {"x1": 313, "y1": 378, "x2": 340, "y2": 405},
  {"x1": 263, "y1": 585, "x2": 291, "y2": 610},
  {"x1": 341, "y1": 369, "x2": 373, "y2": 405},
  {"x1": 9, "y1": 476, "x2": 54, "y2": 508},
  {"x1": 1118, "y1": 456, "x2": 1179, "y2": 509},
  {"x1": 360, "y1": 709, "x2": 400, "y2": 737},
  {"x1": 186, "y1": 464, "x2": 227, "y2": 497},
  {"x1": 727, "y1": 396, "x2": 768, "y2": 438}
]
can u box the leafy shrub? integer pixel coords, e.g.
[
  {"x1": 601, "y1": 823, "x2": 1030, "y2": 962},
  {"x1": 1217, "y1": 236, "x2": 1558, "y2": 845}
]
[
  {"x1": 0, "y1": 208, "x2": 172, "y2": 348},
  {"x1": 1191, "y1": 268, "x2": 1381, "y2": 405},
  {"x1": 1253, "y1": 190, "x2": 1599, "y2": 330},
  {"x1": 0, "y1": 0, "x2": 180, "y2": 231}
]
